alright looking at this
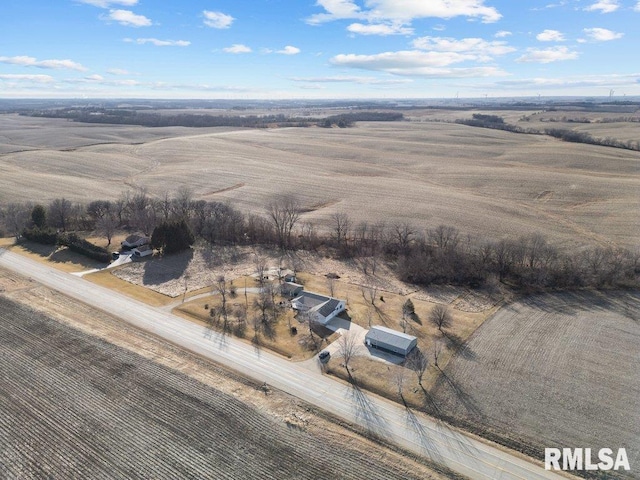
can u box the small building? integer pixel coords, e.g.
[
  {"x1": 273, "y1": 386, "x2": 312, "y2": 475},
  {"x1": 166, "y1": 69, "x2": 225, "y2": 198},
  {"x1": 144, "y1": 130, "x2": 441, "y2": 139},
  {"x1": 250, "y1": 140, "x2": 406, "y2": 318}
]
[
  {"x1": 132, "y1": 244, "x2": 153, "y2": 257},
  {"x1": 291, "y1": 291, "x2": 346, "y2": 326},
  {"x1": 365, "y1": 326, "x2": 417, "y2": 357},
  {"x1": 121, "y1": 234, "x2": 150, "y2": 249},
  {"x1": 281, "y1": 281, "x2": 304, "y2": 298}
]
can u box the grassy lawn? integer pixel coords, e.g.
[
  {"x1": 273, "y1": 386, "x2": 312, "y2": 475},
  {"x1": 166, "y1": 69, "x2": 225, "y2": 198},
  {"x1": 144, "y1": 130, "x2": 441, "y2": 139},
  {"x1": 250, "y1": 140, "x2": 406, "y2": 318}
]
[
  {"x1": 173, "y1": 289, "x2": 329, "y2": 361},
  {"x1": 85, "y1": 269, "x2": 173, "y2": 307}
]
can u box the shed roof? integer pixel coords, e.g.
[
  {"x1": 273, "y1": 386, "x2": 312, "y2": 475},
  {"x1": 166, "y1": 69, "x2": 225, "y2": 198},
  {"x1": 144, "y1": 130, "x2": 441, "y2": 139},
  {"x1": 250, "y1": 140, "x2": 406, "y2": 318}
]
[{"x1": 365, "y1": 326, "x2": 417, "y2": 350}]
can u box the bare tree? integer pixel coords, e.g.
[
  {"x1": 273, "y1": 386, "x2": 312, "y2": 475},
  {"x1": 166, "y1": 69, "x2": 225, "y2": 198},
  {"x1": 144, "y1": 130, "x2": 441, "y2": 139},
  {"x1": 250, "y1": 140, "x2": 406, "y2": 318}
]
[
  {"x1": 406, "y1": 348, "x2": 429, "y2": 387},
  {"x1": 391, "y1": 367, "x2": 407, "y2": 406},
  {"x1": 361, "y1": 285, "x2": 378, "y2": 307},
  {"x1": 428, "y1": 225, "x2": 460, "y2": 250},
  {"x1": 393, "y1": 222, "x2": 414, "y2": 254},
  {"x1": 48, "y1": 198, "x2": 72, "y2": 231},
  {"x1": 254, "y1": 255, "x2": 268, "y2": 288},
  {"x1": 433, "y1": 340, "x2": 444, "y2": 369},
  {"x1": 429, "y1": 304, "x2": 452, "y2": 332},
  {"x1": 267, "y1": 195, "x2": 301, "y2": 249},
  {"x1": 337, "y1": 331, "x2": 360, "y2": 378},
  {"x1": 326, "y1": 276, "x2": 336, "y2": 297},
  {"x1": 215, "y1": 275, "x2": 230, "y2": 332},
  {"x1": 96, "y1": 214, "x2": 118, "y2": 247},
  {"x1": 331, "y1": 212, "x2": 351, "y2": 250},
  {"x1": 3, "y1": 203, "x2": 31, "y2": 239}
]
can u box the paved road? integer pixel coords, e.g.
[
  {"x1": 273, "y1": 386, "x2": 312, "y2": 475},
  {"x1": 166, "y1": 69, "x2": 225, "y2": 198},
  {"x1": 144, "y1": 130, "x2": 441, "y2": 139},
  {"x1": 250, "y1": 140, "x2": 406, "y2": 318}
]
[{"x1": 0, "y1": 249, "x2": 564, "y2": 480}]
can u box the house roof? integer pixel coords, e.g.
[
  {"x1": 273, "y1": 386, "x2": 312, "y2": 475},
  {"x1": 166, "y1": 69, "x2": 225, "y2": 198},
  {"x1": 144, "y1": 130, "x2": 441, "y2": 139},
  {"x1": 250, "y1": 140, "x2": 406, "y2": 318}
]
[
  {"x1": 365, "y1": 326, "x2": 417, "y2": 351},
  {"x1": 292, "y1": 291, "x2": 331, "y2": 310},
  {"x1": 317, "y1": 298, "x2": 341, "y2": 318}
]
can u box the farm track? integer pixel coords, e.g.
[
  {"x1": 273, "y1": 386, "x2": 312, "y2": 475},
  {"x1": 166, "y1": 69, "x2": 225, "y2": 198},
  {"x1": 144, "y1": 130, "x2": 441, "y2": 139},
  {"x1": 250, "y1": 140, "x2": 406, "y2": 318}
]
[{"x1": 0, "y1": 297, "x2": 437, "y2": 480}]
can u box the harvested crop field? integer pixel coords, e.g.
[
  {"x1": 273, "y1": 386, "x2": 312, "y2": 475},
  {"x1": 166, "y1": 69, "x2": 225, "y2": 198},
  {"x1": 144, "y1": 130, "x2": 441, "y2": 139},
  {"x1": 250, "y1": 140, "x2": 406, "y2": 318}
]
[
  {"x1": 432, "y1": 291, "x2": 640, "y2": 475},
  {"x1": 0, "y1": 295, "x2": 443, "y2": 480},
  {"x1": 1, "y1": 114, "x2": 638, "y2": 249}
]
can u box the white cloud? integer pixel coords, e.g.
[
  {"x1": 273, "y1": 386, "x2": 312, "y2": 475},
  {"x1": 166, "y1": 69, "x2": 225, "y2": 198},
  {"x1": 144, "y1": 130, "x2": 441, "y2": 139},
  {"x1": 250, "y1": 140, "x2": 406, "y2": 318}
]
[
  {"x1": 330, "y1": 50, "x2": 509, "y2": 77},
  {"x1": 412, "y1": 36, "x2": 516, "y2": 58},
  {"x1": 536, "y1": 29, "x2": 565, "y2": 42},
  {"x1": 107, "y1": 9, "x2": 152, "y2": 26},
  {"x1": 0, "y1": 74, "x2": 54, "y2": 83},
  {"x1": 584, "y1": 0, "x2": 619, "y2": 13},
  {"x1": 126, "y1": 38, "x2": 191, "y2": 46},
  {"x1": 277, "y1": 46, "x2": 301, "y2": 55},
  {"x1": 583, "y1": 27, "x2": 623, "y2": 41},
  {"x1": 84, "y1": 74, "x2": 105, "y2": 81},
  {"x1": 516, "y1": 46, "x2": 579, "y2": 63},
  {"x1": 491, "y1": 73, "x2": 640, "y2": 90},
  {"x1": 203, "y1": 10, "x2": 234, "y2": 29},
  {"x1": 0, "y1": 55, "x2": 87, "y2": 71},
  {"x1": 107, "y1": 68, "x2": 130, "y2": 75},
  {"x1": 308, "y1": 0, "x2": 501, "y2": 25},
  {"x1": 635, "y1": 1, "x2": 640, "y2": 11},
  {"x1": 76, "y1": 0, "x2": 138, "y2": 7},
  {"x1": 495, "y1": 30, "x2": 512, "y2": 38},
  {"x1": 223, "y1": 44, "x2": 252, "y2": 54},
  {"x1": 347, "y1": 22, "x2": 413, "y2": 36}
]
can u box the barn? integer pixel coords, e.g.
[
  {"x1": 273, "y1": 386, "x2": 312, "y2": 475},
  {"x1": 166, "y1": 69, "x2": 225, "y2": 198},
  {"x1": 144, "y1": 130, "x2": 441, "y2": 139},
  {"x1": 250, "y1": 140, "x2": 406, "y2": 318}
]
[{"x1": 365, "y1": 326, "x2": 417, "y2": 357}]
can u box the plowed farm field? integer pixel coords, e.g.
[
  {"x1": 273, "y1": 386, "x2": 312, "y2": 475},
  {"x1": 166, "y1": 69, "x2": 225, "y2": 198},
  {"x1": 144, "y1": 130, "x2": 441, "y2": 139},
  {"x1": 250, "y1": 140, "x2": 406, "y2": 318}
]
[
  {"x1": 1, "y1": 114, "x2": 638, "y2": 248},
  {"x1": 432, "y1": 291, "x2": 640, "y2": 474},
  {"x1": 0, "y1": 296, "x2": 438, "y2": 480}
]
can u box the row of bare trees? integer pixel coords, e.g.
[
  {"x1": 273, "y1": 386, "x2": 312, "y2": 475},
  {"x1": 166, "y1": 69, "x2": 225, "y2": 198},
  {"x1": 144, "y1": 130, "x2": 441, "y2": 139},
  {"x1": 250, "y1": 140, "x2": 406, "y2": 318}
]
[{"x1": 1, "y1": 190, "x2": 637, "y2": 291}]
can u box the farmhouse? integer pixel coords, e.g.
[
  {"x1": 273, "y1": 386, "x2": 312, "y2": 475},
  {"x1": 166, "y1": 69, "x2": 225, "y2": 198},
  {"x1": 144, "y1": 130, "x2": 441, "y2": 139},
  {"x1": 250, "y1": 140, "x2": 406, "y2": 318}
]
[
  {"x1": 291, "y1": 291, "x2": 346, "y2": 326},
  {"x1": 121, "y1": 234, "x2": 150, "y2": 249},
  {"x1": 365, "y1": 326, "x2": 417, "y2": 357}
]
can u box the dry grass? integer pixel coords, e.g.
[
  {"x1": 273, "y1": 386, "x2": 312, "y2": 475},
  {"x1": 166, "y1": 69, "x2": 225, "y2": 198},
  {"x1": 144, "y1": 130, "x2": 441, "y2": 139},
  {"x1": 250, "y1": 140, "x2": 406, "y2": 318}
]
[
  {"x1": 173, "y1": 292, "x2": 319, "y2": 361},
  {"x1": 7, "y1": 241, "x2": 105, "y2": 273},
  {"x1": 85, "y1": 269, "x2": 173, "y2": 306},
  {"x1": 1, "y1": 113, "x2": 638, "y2": 249}
]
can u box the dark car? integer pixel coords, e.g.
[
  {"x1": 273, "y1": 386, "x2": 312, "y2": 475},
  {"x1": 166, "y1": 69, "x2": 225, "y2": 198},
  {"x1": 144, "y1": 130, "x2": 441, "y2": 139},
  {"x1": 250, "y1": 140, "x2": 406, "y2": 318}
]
[{"x1": 318, "y1": 350, "x2": 330, "y2": 362}]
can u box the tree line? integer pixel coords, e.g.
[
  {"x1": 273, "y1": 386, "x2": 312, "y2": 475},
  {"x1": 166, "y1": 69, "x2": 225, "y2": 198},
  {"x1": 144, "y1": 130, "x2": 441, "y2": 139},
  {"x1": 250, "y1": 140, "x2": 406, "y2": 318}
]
[
  {"x1": 1, "y1": 189, "x2": 637, "y2": 291},
  {"x1": 455, "y1": 114, "x2": 640, "y2": 151},
  {"x1": 22, "y1": 108, "x2": 404, "y2": 129}
]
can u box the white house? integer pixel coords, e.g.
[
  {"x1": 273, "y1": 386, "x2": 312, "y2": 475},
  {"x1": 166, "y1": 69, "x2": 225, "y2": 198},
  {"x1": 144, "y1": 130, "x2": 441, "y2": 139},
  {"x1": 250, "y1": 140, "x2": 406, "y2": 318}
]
[
  {"x1": 365, "y1": 326, "x2": 417, "y2": 357},
  {"x1": 291, "y1": 291, "x2": 346, "y2": 326},
  {"x1": 121, "y1": 234, "x2": 150, "y2": 249}
]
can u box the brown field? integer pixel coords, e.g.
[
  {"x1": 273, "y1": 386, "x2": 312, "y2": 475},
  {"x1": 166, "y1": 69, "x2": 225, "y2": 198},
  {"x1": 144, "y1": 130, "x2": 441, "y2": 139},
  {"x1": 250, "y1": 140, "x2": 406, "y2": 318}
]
[
  {"x1": 1, "y1": 113, "x2": 638, "y2": 249},
  {"x1": 0, "y1": 283, "x2": 450, "y2": 480},
  {"x1": 431, "y1": 291, "x2": 640, "y2": 475}
]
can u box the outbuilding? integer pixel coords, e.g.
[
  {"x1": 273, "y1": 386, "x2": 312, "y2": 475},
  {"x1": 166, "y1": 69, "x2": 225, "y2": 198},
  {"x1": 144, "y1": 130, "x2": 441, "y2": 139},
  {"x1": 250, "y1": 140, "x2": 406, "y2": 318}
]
[
  {"x1": 281, "y1": 281, "x2": 304, "y2": 298},
  {"x1": 365, "y1": 326, "x2": 417, "y2": 357}
]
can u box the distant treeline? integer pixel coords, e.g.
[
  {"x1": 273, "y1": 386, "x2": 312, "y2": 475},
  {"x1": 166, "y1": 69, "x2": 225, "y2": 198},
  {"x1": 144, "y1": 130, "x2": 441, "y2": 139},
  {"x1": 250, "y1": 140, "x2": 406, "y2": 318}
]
[
  {"x1": 22, "y1": 108, "x2": 404, "y2": 128},
  {"x1": 455, "y1": 114, "x2": 640, "y2": 151},
  {"x1": 2, "y1": 190, "x2": 638, "y2": 292}
]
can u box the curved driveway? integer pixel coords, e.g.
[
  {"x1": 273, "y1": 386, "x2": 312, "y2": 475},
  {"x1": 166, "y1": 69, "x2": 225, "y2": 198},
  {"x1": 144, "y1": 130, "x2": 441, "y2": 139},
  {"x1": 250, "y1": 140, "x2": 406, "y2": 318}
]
[{"x1": 0, "y1": 249, "x2": 564, "y2": 480}]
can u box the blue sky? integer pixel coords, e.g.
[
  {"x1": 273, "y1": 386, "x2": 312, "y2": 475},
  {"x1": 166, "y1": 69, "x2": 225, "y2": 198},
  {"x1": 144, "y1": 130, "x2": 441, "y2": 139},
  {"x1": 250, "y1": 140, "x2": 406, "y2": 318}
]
[{"x1": 1, "y1": 0, "x2": 639, "y2": 99}]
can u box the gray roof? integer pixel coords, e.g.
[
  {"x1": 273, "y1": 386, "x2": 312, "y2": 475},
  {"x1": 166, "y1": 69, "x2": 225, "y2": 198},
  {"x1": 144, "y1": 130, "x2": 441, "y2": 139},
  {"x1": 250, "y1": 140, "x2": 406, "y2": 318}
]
[
  {"x1": 292, "y1": 291, "x2": 330, "y2": 309},
  {"x1": 365, "y1": 326, "x2": 417, "y2": 350},
  {"x1": 317, "y1": 298, "x2": 340, "y2": 318}
]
